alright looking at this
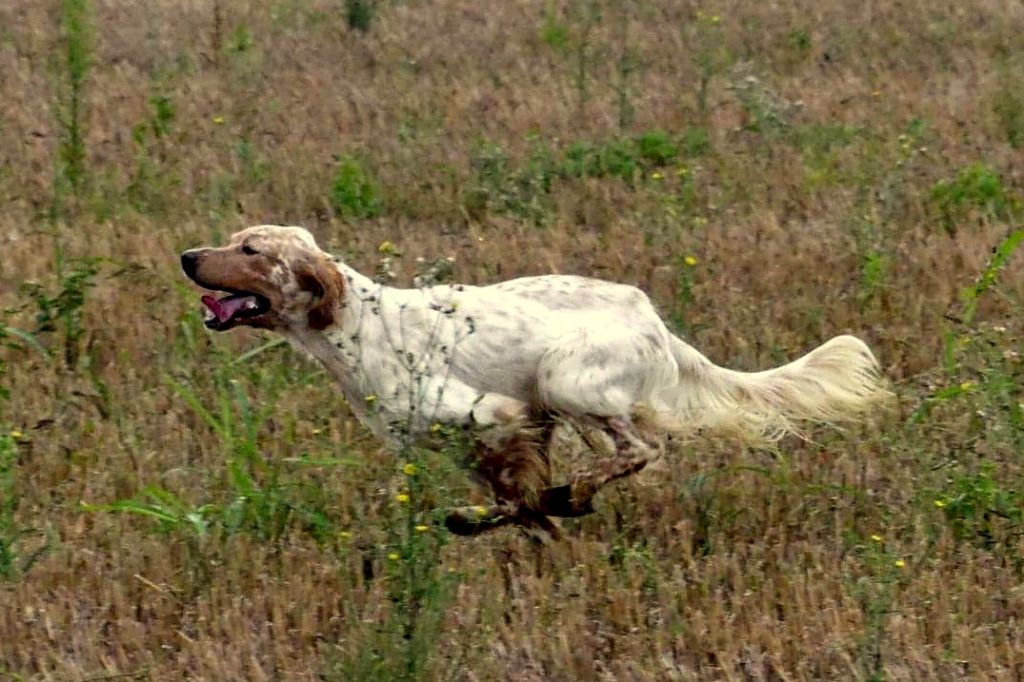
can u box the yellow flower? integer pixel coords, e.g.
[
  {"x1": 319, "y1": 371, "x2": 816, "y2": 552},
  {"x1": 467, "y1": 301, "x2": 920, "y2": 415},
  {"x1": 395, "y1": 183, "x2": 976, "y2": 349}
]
[
  {"x1": 872, "y1": 90, "x2": 882, "y2": 98},
  {"x1": 934, "y1": 499, "x2": 946, "y2": 508},
  {"x1": 378, "y1": 240, "x2": 396, "y2": 255},
  {"x1": 870, "y1": 534, "x2": 883, "y2": 543},
  {"x1": 415, "y1": 524, "x2": 429, "y2": 532},
  {"x1": 474, "y1": 506, "x2": 488, "y2": 517},
  {"x1": 676, "y1": 166, "x2": 689, "y2": 177},
  {"x1": 683, "y1": 255, "x2": 698, "y2": 267},
  {"x1": 403, "y1": 463, "x2": 417, "y2": 476},
  {"x1": 364, "y1": 394, "x2": 377, "y2": 403},
  {"x1": 650, "y1": 171, "x2": 664, "y2": 180},
  {"x1": 709, "y1": 15, "x2": 720, "y2": 24},
  {"x1": 959, "y1": 381, "x2": 974, "y2": 392},
  {"x1": 388, "y1": 552, "x2": 400, "y2": 561},
  {"x1": 429, "y1": 423, "x2": 444, "y2": 434},
  {"x1": 339, "y1": 530, "x2": 352, "y2": 539},
  {"x1": 396, "y1": 493, "x2": 410, "y2": 504},
  {"x1": 9, "y1": 429, "x2": 23, "y2": 440},
  {"x1": 894, "y1": 559, "x2": 905, "y2": 568},
  {"x1": 212, "y1": 115, "x2": 225, "y2": 124},
  {"x1": 311, "y1": 428, "x2": 322, "y2": 435}
]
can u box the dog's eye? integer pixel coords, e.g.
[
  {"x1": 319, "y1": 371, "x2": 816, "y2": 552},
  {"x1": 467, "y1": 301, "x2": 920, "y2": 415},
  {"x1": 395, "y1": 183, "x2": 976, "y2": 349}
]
[{"x1": 242, "y1": 244, "x2": 259, "y2": 256}]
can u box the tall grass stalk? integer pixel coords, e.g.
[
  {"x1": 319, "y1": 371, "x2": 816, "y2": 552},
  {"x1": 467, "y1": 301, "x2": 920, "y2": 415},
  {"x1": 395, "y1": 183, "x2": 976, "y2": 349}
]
[{"x1": 54, "y1": 0, "x2": 91, "y2": 215}]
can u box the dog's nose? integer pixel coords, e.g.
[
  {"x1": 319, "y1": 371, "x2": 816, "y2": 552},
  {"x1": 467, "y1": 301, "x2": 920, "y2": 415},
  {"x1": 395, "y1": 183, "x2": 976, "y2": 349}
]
[{"x1": 180, "y1": 250, "x2": 200, "y2": 279}]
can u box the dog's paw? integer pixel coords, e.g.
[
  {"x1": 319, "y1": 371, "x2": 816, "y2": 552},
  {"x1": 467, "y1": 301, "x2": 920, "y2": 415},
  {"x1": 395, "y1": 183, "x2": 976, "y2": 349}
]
[{"x1": 444, "y1": 505, "x2": 513, "y2": 536}]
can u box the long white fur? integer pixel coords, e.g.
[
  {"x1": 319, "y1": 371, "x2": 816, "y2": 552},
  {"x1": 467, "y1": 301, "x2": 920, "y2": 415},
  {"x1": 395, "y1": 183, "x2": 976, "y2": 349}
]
[{"x1": 243, "y1": 226, "x2": 888, "y2": 446}]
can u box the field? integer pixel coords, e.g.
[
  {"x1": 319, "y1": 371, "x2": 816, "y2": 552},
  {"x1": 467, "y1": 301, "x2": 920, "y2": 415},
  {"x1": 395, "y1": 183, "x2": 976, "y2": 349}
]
[{"x1": 1, "y1": 0, "x2": 1023, "y2": 679}]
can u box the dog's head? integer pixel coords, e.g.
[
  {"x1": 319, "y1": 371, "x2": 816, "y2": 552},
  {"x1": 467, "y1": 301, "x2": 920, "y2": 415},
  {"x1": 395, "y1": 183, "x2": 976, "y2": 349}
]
[{"x1": 181, "y1": 225, "x2": 344, "y2": 332}]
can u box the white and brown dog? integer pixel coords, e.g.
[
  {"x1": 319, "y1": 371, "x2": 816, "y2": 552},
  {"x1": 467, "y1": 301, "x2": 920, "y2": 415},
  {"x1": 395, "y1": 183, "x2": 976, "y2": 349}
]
[{"x1": 182, "y1": 225, "x2": 887, "y2": 537}]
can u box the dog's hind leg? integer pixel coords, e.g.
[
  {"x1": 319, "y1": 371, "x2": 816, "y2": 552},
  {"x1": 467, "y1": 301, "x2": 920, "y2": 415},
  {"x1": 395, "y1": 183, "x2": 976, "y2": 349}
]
[
  {"x1": 534, "y1": 416, "x2": 658, "y2": 517},
  {"x1": 531, "y1": 327, "x2": 674, "y2": 516}
]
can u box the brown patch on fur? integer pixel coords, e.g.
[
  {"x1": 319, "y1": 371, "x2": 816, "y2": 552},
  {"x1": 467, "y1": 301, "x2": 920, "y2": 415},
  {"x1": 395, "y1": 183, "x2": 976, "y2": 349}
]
[
  {"x1": 295, "y1": 257, "x2": 345, "y2": 330},
  {"x1": 469, "y1": 428, "x2": 552, "y2": 509}
]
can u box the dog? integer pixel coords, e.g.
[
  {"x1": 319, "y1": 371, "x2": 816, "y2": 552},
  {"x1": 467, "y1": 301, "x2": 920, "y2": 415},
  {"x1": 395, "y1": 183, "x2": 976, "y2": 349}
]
[{"x1": 181, "y1": 225, "x2": 887, "y2": 538}]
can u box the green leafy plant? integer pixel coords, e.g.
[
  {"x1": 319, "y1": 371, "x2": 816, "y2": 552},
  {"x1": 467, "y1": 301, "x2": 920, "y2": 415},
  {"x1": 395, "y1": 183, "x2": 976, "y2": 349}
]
[
  {"x1": 937, "y1": 464, "x2": 1023, "y2": 552},
  {"x1": 226, "y1": 23, "x2": 254, "y2": 54},
  {"x1": 563, "y1": 131, "x2": 678, "y2": 184},
  {"x1": 330, "y1": 154, "x2": 383, "y2": 220},
  {"x1": 0, "y1": 430, "x2": 49, "y2": 581},
  {"x1": 930, "y1": 163, "x2": 1021, "y2": 235},
  {"x1": 126, "y1": 93, "x2": 179, "y2": 214},
  {"x1": 463, "y1": 140, "x2": 556, "y2": 224},
  {"x1": 691, "y1": 10, "x2": 729, "y2": 121},
  {"x1": 539, "y1": 4, "x2": 570, "y2": 50},
  {"x1": 345, "y1": 0, "x2": 375, "y2": 33},
  {"x1": 325, "y1": 253, "x2": 481, "y2": 680},
  {"x1": 635, "y1": 130, "x2": 678, "y2": 167},
  {"x1": 19, "y1": 255, "x2": 100, "y2": 368},
  {"x1": 0, "y1": 431, "x2": 21, "y2": 579},
  {"x1": 993, "y1": 66, "x2": 1024, "y2": 149},
  {"x1": 54, "y1": 0, "x2": 91, "y2": 209},
  {"x1": 850, "y1": 532, "x2": 909, "y2": 681}
]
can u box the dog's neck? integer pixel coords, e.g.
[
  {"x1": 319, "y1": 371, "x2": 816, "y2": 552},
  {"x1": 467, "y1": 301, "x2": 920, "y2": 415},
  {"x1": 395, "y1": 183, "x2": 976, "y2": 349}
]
[{"x1": 284, "y1": 261, "x2": 440, "y2": 441}]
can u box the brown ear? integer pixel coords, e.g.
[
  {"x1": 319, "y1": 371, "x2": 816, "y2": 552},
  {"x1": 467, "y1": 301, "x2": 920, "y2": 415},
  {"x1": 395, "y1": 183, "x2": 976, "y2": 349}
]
[{"x1": 296, "y1": 257, "x2": 345, "y2": 330}]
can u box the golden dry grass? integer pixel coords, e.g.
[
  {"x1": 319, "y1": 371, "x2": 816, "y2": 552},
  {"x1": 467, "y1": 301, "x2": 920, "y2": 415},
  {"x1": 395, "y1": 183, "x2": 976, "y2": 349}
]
[{"x1": 1, "y1": 0, "x2": 1023, "y2": 679}]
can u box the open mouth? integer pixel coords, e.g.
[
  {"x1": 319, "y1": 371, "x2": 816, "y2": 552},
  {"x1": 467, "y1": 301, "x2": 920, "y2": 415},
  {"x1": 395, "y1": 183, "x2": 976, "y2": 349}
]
[{"x1": 200, "y1": 291, "x2": 270, "y2": 330}]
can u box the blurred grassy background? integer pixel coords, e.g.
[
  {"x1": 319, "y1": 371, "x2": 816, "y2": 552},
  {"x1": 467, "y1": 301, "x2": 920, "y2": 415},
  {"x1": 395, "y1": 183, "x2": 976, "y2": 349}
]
[{"x1": 1, "y1": 0, "x2": 1023, "y2": 679}]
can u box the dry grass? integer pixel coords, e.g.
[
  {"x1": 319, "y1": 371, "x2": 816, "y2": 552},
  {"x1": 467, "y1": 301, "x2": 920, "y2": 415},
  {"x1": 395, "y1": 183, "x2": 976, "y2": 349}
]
[{"x1": 1, "y1": 0, "x2": 1023, "y2": 679}]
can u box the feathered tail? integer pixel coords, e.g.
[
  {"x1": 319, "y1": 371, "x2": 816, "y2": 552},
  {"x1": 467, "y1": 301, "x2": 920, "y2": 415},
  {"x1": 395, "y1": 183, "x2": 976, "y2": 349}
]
[{"x1": 651, "y1": 334, "x2": 889, "y2": 441}]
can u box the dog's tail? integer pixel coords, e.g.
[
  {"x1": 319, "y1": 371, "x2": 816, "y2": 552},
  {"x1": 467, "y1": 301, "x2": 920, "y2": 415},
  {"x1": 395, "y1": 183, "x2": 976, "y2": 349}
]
[{"x1": 650, "y1": 334, "x2": 889, "y2": 441}]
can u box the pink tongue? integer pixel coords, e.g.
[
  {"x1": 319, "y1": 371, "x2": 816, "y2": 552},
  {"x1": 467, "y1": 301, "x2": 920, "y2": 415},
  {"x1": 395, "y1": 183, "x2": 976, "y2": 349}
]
[{"x1": 201, "y1": 294, "x2": 251, "y2": 323}]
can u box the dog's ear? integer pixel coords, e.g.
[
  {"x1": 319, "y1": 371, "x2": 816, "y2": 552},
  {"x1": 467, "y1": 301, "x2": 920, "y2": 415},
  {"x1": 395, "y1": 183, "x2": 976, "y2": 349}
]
[{"x1": 296, "y1": 257, "x2": 345, "y2": 330}]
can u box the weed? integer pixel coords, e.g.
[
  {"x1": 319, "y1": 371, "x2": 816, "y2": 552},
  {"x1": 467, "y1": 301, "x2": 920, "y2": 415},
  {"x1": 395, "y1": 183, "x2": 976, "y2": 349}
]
[
  {"x1": 858, "y1": 248, "x2": 889, "y2": 308},
  {"x1": 19, "y1": 255, "x2": 100, "y2": 369},
  {"x1": 729, "y1": 66, "x2": 797, "y2": 137},
  {"x1": 671, "y1": 253, "x2": 699, "y2": 334},
  {"x1": 0, "y1": 430, "x2": 49, "y2": 581},
  {"x1": 850, "y1": 532, "x2": 908, "y2": 681},
  {"x1": 539, "y1": 4, "x2": 570, "y2": 50},
  {"x1": 324, "y1": 253, "x2": 482, "y2": 680},
  {"x1": 564, "y1": 131, "x2": 678, "y2": 184},
  {"x1": 330, "y1": 154, "x2": 383, "y2": 220},
  {"x1": 635, "y1": 130, "x2": 678, "y2": 167},
  {"x1": 236, "y1": 138, "x2": 270, "y2": 185},
  {"x1": 930, "y1": 163, "x2": 1021, "y2": 235},
  {"x1": 464, "y1": 140, "x2": 556, "y2": 224},
  {"x1": 957, "y1": 228, "x2": 1023, "y2": 327},
  {"x1": 786, "y1": 28, "x2": 812, "y2": 56},
  {"x1": 563, "y1": 137, "x2": 639, "y2": 183},
  {"x1": 538, "y1": 1, "x2": 601, "y2": 115},
  {"x1": 345, "y1": 0, "x2": 375, "y2": 33},
  {"x1": 992, "y1": 61, "x2": 1024, "y2": 149},
  {"x1": 679, "y1": 126, "x2": 712, "y2": 157},
  {"x1": 691, "y1": 10, "x2": 729, "y2": 121},
  {"x1": 0, "y1": 431, "x2": 20, "y2": 579},
  {"x1": 612, "y1": 2, "x2": 640, "y2": 131},
  {"x1": 226, "y1": 23, "x2": 254, "y2": 54},
  {"x1": 127, "y1": 93, "x2": 179, "y2": 215},
  {"x1": 793, "y1": 123, "x2": 861, "y2": 190},
  {"x1": 53, "y1": 0, "x2": 92, "y2": 213},
  {"x1": 937, "y1": 463, "x2": 1023, "y2": 552},
  {"x1": 913, "y1": 230, "x2": 1022, "y2": 427}
]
